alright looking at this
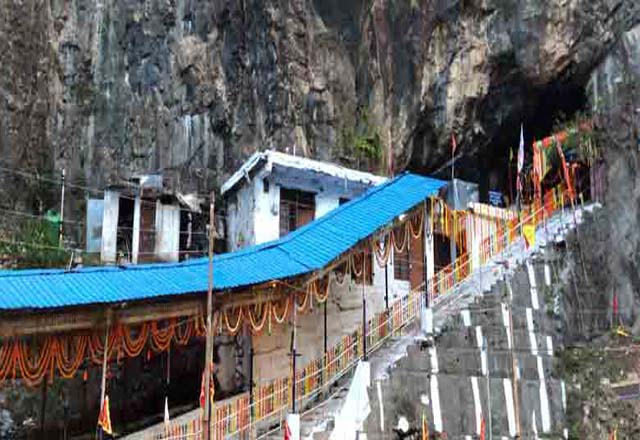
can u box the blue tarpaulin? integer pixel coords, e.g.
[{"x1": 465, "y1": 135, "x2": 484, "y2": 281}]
[{"x1": 0, "y1": 173, "x2": 445, "y2": 310}]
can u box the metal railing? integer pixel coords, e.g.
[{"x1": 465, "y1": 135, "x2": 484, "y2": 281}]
[{"x1": 152, "y1": 183, "x2": 576, "y2": 439}]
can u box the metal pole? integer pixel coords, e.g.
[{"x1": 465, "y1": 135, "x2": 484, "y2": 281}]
[
  {"x1": 323, "y1": 301, "x2": 328, "y2": 354},
  {"x1": 362, "y1": 251, "x2": 367, "y2": 360},
  {"x1": 384, "y1": 264, "x2": 389, "y2": 311},
  {"x1": 59, "y1": 169, "x2": 66, "y2": 247},
  {"x1": 291, "y1": 303, "x2": 297, "y2": 413},
  {"x1": 248, "y1": 347, "x2": 254, "y2": 415},
  {"x1": 203, "y1": 192, "x2": 215, "y2": 440},
  {"x1": 425, "y1": 200, "x2": 432, "y2": 308}
]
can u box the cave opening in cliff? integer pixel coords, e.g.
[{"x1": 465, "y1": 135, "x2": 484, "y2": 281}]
[{"x1": 441, "y1": 79, "x2": 589, "y2": 205}]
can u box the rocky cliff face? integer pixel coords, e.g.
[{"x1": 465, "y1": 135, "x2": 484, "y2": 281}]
[
  {"x1": 0, "y1": 0, "x2": 638, "y2": 213},
  {"x1": 579, "y1": 23, "x2": 640, "y2": 333}
]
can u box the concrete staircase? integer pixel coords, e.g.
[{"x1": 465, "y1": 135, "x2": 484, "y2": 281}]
[{"x1": 265, "y1": 204, "x2": 598, "y2": 439}]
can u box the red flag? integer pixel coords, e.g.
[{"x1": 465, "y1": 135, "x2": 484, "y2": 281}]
[
  {"x1": 284, "y1": 420, "x2": 292, "y2": 440},
  {"x1": 480, "y1": 416, "x2": 486, "y2": 440},
  {"x1": 199, "y1": 363, "x2": 215, "y2": 409},
  {"x1": 451, "y1": 133, "x2": 457, "y2": 155},
  {"x1": 199, "y1": 370, "x2": 206, "y2": 408},
  {"x1": 97, "y1": 395, "x2": 113, "y2": 435},
  {"x1": 613, "y1": 294, "x2": 619, "y2": 316},
  {"x1": 532, "y1": 138, "x2": 542, "y2": 199}
]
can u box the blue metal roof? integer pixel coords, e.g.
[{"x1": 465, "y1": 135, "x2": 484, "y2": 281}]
[{"x1": 0, "y1": 173, "x2": 445, "y2": 310}]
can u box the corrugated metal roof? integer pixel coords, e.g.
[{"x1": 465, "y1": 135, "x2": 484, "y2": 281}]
[{"x1": 0, "y1": 173, "x2": 445, "y2": 310}]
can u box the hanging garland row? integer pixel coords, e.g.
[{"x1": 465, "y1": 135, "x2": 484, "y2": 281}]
[
  {"x1": 0, "y1": 314, "x2": 208, "y2": 386},
  {"x1": 428, "y1": 197, "x2": 468, "y2": 249},
  {"x1": 368, "y1": 207, "x2": 426, "y2": 268},
  {"x1": 0, "y1": 202, "x2": 432, "y2": 386}
]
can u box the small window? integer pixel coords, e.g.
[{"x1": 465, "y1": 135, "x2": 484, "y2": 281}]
[
  {"x1": 279, "y1": 188, "x2": 315, "y2": 236},
  {"x1": 339, "y1": 197, "x2": 350, "y2": 206},
  {"x1": 393, "y1": 227, "x2": 410, "y2": 281},
  {"x1": 394, "y1": 249, "x2": 410, "y2": 281},
  {"x1": 263, "y1": 178, "x2": 270, "y2": 193}
]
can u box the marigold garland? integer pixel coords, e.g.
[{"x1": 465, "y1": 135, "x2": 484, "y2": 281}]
[
  {"x1": 173, "y1": 320, "x2": 193, "y2": 345},
  {"x1": 296, "y1": 288, "x2": 310, "y2": 312},
  {"x1": 392, "y1": 224, "x2": 408, "y2": 253},
  {"x1": 224, "y1": 307, "x2": 244, "y2": 335},
  {"x1": 350, "y1": 252, "x2": 365, "y2": 278},
  {"x1": 372, "y1": 233, "x2": 391, "y2": 267},
  {"x1": 271, "y1": 297, "x2": 290, "y2": 324},
  {"x1": 408, "y1": 209, "x2": 424, "y2": 239},
  {"x1": 55, "y1": 336, "x2": 88, "y2": 379},
  {"x1": 246, "y1": 302, "x2": 269, "y2": 334},
  {"x1": 122, "y1": 323, "x2": 149, "y2": 357},
  {"x1": 333, "y1": 261, "x2": 349, "y2": 287}
]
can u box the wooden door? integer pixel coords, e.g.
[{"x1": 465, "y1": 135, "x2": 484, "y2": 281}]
[{"x1": 409, "y1": 232, "x2": 424, "y2": 291}]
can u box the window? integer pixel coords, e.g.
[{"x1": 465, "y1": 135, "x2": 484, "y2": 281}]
[
  {"x1": 394, "y1": 248, "x2": 410, "y2": 281},
  {"x1": 339, "y1": 197, "x2": 350, "y2": 206},
  {"x1": 279, "y1": 188, "x2": 315, "y2": 236},
  {"x1": 393, "y1": 226, "x2": 410, "y2": 281}
]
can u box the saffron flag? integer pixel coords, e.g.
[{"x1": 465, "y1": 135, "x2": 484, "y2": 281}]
[
  {"x1": 480, "y1": 416, "x2": 486, "y2": 440},
  {"x1": 284, "y1": 420, "x2": 292, "y2": 440},
  {"x1": 533, "y1": 138, "x2": 542, "y2": 198},
  {"x1": 97, "y1": 395, "x2": 113, "y2": 436},
  {"x1": 451, "y1": 133, "x2": 457, "y2": 155},
  {"x1": 199, "y1": 370, "x2": 206, "y2": 408},
  {"x1": 523, "y1": 224, "x2": 536, "y2": 248},
  {"x1": 199, "y1": 363, "x2": 215, "y2": 409},
  {"x1": 422, "y1": 412, "x2": 429, "y2": 440}
]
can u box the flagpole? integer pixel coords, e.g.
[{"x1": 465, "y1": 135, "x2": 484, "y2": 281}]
[
  {"x1": 99, "y1": 311, "x2": 111, "y2": 409},
  {"x1": 451, "y1": 134, "x2": 459, "y2": 281},
  {"x1": 203, "y1": 192, "x2": 215, "y2": 440}
]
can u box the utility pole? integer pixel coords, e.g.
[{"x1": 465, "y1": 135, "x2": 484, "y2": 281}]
[
  {"x1": 203, "y1": 192, "x2": 215, "y2": 440},
  {"x1": 59, "y1": 169, "x2": 66, "y2": 247}
]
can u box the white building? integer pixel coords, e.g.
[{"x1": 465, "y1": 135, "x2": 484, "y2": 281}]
[
  {"x1": 221, "y1": 151, "x2": 442, "y2": 379},
  {"x1": 221, "y1": 150, "x2": 388, "y2": 251},
  {"x1": 87, "y1": 175, "x2": 207, "y2": 264}
]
